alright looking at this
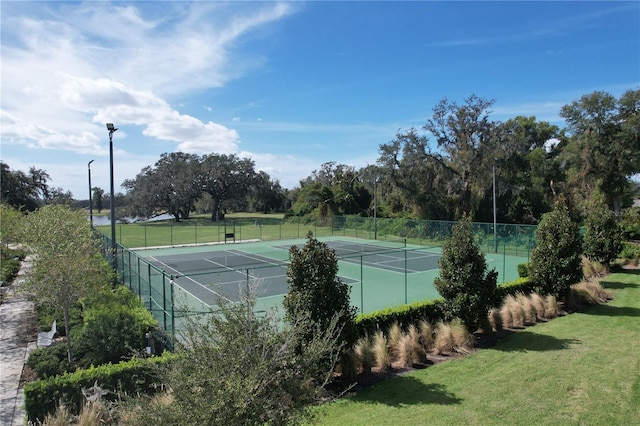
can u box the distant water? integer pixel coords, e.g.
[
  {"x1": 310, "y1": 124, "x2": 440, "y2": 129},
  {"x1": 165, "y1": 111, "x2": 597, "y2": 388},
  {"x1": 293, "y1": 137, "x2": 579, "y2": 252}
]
[{"x1": 90, "y1": 213, "x2": 173, "y2": 226}]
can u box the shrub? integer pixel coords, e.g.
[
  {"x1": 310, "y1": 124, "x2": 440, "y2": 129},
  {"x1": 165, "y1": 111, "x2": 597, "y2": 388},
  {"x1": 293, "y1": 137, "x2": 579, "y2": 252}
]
[
  {"x1": 284, "y1": 232, "x2": 357, "y2": 351},
  {"x1": 27, "y1": 345, "x2": 74, "y2": 379},
  {"x1": 75, "y1": 285, "x2": 158, "y2": 367},
  {"x1": 529, "y1": 201, "x2": 583, "y2": 301},
  {"x1": 434, "y1": 215, "x2": 498, "y2": 332},
  {"x1": 517, "y1": 262, "x2": 529, "y2": 278},
  {"x1": 583, "y1": 207, "x2": 624, "y2": 268}
]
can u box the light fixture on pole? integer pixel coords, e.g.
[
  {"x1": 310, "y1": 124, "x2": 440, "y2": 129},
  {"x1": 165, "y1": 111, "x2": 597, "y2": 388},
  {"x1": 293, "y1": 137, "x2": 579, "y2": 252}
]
[
  {"x1": 106, "y1": 123, "x2": 118, "y2": 283},
  {"x1": 88, "y1": 160, "x2": 94, "y2": 225}
]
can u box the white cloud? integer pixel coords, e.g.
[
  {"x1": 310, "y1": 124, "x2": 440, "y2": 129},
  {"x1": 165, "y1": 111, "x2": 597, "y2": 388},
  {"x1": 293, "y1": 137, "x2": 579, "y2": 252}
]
[{"x1": 1, "y1": 2, "x2": 293, "y2": 157}]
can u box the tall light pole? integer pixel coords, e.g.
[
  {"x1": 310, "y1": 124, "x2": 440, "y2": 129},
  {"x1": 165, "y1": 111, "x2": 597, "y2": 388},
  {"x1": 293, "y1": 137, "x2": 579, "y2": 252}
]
[
  {"x1": 373, "y1": 177, "x2": 378, "y2": 240},
  {"x1": 88, "y1": 160, "x2": 94, "y2": 225},
  {"x1": 493, "y1": 164, "x2": 497, "y2": 254},
  {"x1": 106, "y1": 123, "x2": 118, "y2": 282}
]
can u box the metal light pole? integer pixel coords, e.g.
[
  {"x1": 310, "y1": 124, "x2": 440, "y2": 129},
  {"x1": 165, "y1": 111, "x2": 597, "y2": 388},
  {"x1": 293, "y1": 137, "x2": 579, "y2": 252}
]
[
  {"x1": 493, "y1": 165, "x2": 497, "y2": 254},
  {"x1": 106, "y1": 123, "x2": 118, "y2": 282},
  {"x1": 88, "y1": 160, "x2": 94, "y2": 225},
  {"x1": 373, "y1": 177, "x2": 378, "y2": 240}
]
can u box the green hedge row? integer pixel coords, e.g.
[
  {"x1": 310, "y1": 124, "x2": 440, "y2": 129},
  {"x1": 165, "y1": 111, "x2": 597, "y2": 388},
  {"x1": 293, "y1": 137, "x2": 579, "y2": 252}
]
[
  {"x1": 355, "y1": 277, "x2": 534, "y2": 337},
  {"x1": 24, "y1": 354, "x2": 173, "y2": 423}
]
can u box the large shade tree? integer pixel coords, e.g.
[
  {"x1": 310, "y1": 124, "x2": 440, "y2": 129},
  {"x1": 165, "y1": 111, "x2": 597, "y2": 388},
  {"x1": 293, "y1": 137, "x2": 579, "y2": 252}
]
[
  {"x1": 1, "y1": 162, "x2": 51, "y2": 211},
  {"x1": 559, "y1": 90, "x2": 640, "y2": 217},
  {"x1": 200, "y1": 153, "x2": 257, "y2": 221},
  {"x1": 123, "y1": 152, "x2": 201, "y2": 221}
]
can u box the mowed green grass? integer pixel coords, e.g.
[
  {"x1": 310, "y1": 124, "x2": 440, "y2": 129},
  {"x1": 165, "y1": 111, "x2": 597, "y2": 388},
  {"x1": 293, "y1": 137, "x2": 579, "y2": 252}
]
[{"x1": 312, "y1": 270, "x2": 640, "y2": 426}]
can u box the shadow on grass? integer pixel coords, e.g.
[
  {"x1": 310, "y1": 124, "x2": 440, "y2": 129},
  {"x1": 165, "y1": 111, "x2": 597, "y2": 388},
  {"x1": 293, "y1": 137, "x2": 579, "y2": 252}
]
[
  {"x1": 351, "y1": 375, "x2": 462, "y2": 407},
  {"x1": 493, "y1": 331, "x2": 580, "y2": 352},
  {"x1": 579, "y1": 303, "x2": 640, "y2": 317},
  {"x1": 601, "y1": 280, "x2": 640, "y2": 290}
]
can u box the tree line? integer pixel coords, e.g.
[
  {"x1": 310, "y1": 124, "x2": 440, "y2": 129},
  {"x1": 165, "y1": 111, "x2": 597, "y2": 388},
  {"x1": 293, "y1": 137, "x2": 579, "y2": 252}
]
[{"x1": 2, "y1": 89, "x2": 638, "y2": 224}]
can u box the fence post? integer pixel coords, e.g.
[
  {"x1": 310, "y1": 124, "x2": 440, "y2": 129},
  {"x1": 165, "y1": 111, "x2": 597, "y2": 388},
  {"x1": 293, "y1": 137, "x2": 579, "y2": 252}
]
[
  {"x1": 360, "y1": 256, "x2": 364, "y2": 314},
  {"x1": 404, "y1": 249, "x2": 408, "y2": 304}
]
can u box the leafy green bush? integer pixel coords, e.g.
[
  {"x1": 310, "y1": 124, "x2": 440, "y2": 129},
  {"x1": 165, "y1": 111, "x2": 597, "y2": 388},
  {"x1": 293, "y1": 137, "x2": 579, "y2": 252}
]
[
  {"x1": 26, "y1": 344, "x2": 74, "y2": 379},
  {"x1": 24, "y1": 355, "x2": 171, "y2": 424},
  {"x1": 529, "y1": 201, "x2": 583, "y2": 300},
  {"x1": 355, "y1": 299, "x2": 445, "y2": 337},
  {"x1": 583, "y1": 207, "x2": 624, "y2": 267},
  {"x1": 0, "y1": 246, "x2": 25, "y2": 283},
  {"x1": 517, "y1": 263, "x2": 529, "y2": 278},
  {"x1": 75, "y1": 285, "x2": 157, "y2": 367},
  {"x1": 620, "y1": 207, "x2": 640, "y2": 240},
  {"x1": 620, "y1": 242, "x2": 640, "y2": 260},
  {"x1": 434, "y1": 215, "x2": 498, "y2": 331}
]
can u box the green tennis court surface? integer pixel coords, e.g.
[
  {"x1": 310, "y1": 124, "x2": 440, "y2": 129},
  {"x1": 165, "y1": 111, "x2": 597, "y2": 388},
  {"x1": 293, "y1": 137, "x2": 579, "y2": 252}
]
[{"x1": 136, "y1": 236, "x2": 526, "y2": 315}]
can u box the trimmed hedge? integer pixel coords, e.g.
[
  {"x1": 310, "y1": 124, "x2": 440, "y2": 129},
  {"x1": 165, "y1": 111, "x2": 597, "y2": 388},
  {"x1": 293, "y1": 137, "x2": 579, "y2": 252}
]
[
  {"x1": 24, "y1": 354, "x2": 172, "y2": 423},
  {"x1": 355, "y1": 277, "x2": 535, "y2": 337}
]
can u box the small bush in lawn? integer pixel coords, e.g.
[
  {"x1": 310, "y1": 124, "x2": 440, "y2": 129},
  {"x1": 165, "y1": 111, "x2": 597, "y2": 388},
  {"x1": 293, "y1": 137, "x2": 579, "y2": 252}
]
[
  {"x1": 450, "y1": 320, "x2": 474, "y2": 354},
  {"x1": 583, "y1": 206, "x2": 624, "y2": 270},
  {"x1": 488, "y1": 308, "x2": 503, "y2": 332},
  {"x1": 372, "y1": 331, "x2": 390, "y2": 372},
  {"x1": 354, "y1": 336, "x2": 374, "y2": 375},
  {"x1": 529, "y1": 200, "x2": 583, "y2": 301},
  {"x1": 529, "y1": 293, "x2": 547, "y2": 321},
  {"x1": 434, "y1": 322, "x2": 454, "y2": 355},
  {"x1": 544, "y1": 295, "x2": 560, "y2": 318},
  {"x1": 434, "y1": 215, "x2": 498, "y2": 332},
  {"x1": 417, "y1": 320, "x2": 434, "y2": 353}
]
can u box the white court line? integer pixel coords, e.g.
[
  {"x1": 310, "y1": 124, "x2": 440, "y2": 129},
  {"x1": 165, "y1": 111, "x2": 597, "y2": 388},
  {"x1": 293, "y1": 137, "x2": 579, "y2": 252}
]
[{"x1": 148, "y1": 256, "x2": 231, "y2": 304}]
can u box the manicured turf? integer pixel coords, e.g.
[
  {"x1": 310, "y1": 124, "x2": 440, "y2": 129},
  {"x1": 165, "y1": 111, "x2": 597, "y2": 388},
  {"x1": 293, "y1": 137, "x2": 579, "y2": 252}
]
[{"x1": 312, "y1": 270, "x2": 640, "y2": 425}]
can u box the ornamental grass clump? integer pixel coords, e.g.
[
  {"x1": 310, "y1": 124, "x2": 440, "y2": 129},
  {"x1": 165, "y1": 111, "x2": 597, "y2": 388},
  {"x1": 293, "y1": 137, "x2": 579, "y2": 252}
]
[
  {"x1": 418, "y1": 320, "x2": 434, "y2": 353},
  {"x1": 354, "y1": 335, "x2": 375, "y2": 375},
  {"x1": 386, "y1": 322, "x2": 403, "y2": 360},
  {"x1": 515, "y1": 292, "x2": 536, "y2": 324},
  {"x1": 372, "y1": 330, "x2": 391, "y2": 372},
  {"x1": 488, "y1": 308, "x2": 503, "y2": 332},
  {"x1": 528, "y1": 293, "x2": 547, "y2": 321},
  {"x1": 544, "y1": 294, "x2": 560, "y2": 318},
  {"x1": 434, "y1": 322, "x2": 454, "y2": 354},
  {"x1": 450, "y1": 319, "x2": 474, "y2": 354},
  {"x1": 397, "y1": 333, "x2": 415, "y2": 368},
  {"x1": 407, "y1": 324, "x2": 427, "y2": 364}
]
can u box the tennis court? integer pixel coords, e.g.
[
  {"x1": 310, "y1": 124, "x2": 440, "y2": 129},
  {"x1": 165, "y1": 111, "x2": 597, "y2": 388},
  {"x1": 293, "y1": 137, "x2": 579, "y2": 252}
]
[{"x1": 136, "y1": 236, "x2": 451, "y2": 315}]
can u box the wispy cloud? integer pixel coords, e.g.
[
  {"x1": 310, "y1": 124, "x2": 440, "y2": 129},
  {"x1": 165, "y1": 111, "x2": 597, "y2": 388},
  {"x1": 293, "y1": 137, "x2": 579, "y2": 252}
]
[{"x1": 1, "y1": 2, "x2": 294, "y2": 157}]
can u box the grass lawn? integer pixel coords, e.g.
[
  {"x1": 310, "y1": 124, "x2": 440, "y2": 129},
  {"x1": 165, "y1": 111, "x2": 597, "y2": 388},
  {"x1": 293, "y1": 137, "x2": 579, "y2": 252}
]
[{"x1": 313, "y1": 269, "x2": 640, "y2": 425}]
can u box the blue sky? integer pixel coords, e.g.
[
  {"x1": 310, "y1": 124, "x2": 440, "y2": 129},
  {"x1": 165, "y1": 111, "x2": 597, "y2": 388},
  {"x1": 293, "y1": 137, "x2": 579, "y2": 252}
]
[{"x1": 1, "y1": 1, "x2": 638, "y2": 199}]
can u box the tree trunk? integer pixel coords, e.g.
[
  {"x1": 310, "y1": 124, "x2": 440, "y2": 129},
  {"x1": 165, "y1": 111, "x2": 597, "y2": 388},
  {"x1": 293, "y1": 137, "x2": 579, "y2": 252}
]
[{"x1": 64, "y1": 302, "x2": 73, "y2": 363}]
